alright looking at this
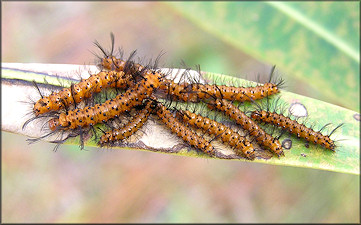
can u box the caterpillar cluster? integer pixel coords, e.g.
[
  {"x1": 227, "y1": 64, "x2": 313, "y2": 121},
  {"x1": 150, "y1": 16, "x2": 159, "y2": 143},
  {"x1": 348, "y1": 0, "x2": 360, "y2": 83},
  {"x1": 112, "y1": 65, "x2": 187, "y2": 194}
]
[
  {"x1": 176, "y1": 108, "x2": 256, "y2": 159},
  {"x1": 33, "y1": 60, "x2": 137, "y2": 115},
  {"x1": 48, "y1": 68, "x2": 163, "y2": 131},
  {"x1": 98, "y1": 49, "x2": 283, "y2": 104},
  {"x1": 155, "y1": 101, "x2": 216, "y2": 157},
  {"x1": 207, "y1": 98, "x2": 284, "y2": 157},
  {"x1": 98, "y1": 99, "x2": 154, "y2": 146},
  {"x1": 23, "y1": 33, "x2": 341, "y2": 160}
]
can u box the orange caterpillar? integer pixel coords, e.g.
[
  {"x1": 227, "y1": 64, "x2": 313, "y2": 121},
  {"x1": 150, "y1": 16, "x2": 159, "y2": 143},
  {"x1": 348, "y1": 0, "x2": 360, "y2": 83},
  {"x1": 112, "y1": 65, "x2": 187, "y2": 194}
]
[
  {"x1": 161, "y1": 80, "x2": 280, "y2": 102},
  {"x1": 155, "y1": 102, "x2": 216, "y2": 157},
  {"x1": 250, "y1": 110, "x2": 341, "y2": 151},
  {"x1": 48, "y1": 69, "x2": 163, "y2": 131},
  {"x1": 33, "y1": 70, "x2": 135, "y2": 115},
  {"x1": 98, "y1": 100, "x2": 154, "y2": 146},
  {"x1": 208, "y1": 98, "x2": 284, "y2": 157},
  {"x1": 162, "y1": 65, "x2": 283, "y2": 102},
  {"x1": 177, "y1": 109, "x2": 256, "y2": 159}
]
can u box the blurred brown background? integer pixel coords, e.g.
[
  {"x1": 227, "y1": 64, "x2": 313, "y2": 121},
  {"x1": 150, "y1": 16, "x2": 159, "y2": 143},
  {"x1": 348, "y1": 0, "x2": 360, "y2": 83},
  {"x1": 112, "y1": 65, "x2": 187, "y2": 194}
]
[{"x1": 2, "y1": 2, "x2": 359, "y2": 223}]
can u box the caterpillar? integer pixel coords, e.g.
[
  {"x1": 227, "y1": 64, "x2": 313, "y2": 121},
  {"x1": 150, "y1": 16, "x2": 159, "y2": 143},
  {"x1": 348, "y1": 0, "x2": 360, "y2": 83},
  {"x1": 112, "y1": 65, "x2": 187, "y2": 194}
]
[
  {"x1": 33, "y1": 70, "x2": 136, "y2": 115},
  {"x1": 98, "y1": 99, "x2": 154, "y2": 146},
  {"x1": 48, "y1": 68, "x2": 163, "y2": 131},
  {"x1": 208, "y1": 98, "x2": 284, "y2": 157},
  {"x1": 161, "y1": 79, "x2": 281, "y2": 103},
  {"x1": 155, "y1": 101, "x2": 216, "y2": 157},
  {"x1": 176, "y1": 108, "x2": 256, "y2": 159},
  {"x1": 250, "y1": 110, "x2": 342, "y2": 151}
]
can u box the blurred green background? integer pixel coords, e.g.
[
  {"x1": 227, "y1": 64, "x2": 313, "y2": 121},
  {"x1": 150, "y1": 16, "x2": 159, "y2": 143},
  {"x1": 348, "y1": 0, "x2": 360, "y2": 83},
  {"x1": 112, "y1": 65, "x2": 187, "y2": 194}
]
[{"x1": 2, "y1": 2, "x2": 359, "y2": 223}]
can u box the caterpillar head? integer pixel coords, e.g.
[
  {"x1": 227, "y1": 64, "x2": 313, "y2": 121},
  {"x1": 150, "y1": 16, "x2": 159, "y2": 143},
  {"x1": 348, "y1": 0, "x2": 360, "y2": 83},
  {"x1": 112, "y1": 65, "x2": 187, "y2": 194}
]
[
  {"x1": 243, "y1": 145, "x2": 256, "y2": 160},
  {"x1": 48, "y1": 118, "x2": 60, "y2": 131},
  {"x1": 33, "y1": 99, "x2": 49, "y2": 115}
]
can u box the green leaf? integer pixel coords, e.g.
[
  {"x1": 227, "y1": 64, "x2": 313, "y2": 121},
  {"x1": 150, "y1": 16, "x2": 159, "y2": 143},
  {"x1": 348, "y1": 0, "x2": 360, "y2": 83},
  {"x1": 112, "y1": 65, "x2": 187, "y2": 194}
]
[
  {"x1": 2, "y1": 63, "x2": 359, "y2": 175},
  {"x1": 166, "y1": 2, "x2": 360, "y2": 111}
]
